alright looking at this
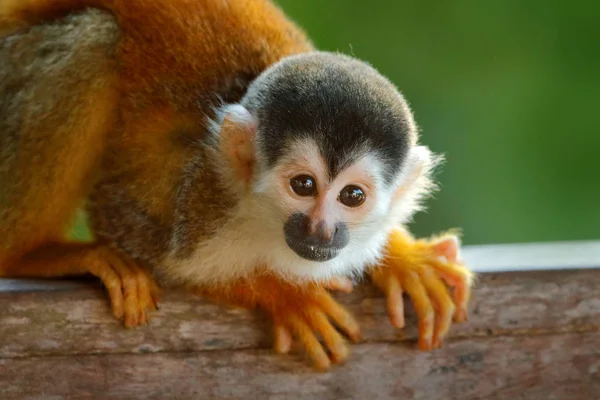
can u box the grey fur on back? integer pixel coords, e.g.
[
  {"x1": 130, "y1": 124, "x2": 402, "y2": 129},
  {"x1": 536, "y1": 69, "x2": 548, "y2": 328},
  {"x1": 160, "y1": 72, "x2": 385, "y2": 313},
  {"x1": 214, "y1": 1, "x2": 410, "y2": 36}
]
[
  {"x1": 0, "y1": 9, "x2": 119, "y2": 159},
  {"x1": 0, "y1": 9, "x2": 119, "y2": 224}
]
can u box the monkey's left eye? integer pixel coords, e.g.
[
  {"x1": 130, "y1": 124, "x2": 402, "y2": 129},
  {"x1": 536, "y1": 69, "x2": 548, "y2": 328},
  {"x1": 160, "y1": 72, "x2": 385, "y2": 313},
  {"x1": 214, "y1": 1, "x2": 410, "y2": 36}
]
[
  {"x1": 290, "y1": 175, "x2": 318, "y2": 197},
  {"x1": 339, "y1": 185, "x2": 366, "y2": 207}
]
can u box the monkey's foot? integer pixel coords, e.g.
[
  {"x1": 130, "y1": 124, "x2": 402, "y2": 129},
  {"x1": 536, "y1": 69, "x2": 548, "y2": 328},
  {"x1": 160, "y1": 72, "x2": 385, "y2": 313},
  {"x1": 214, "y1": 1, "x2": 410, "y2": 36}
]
[
  {"x1": 82, "y1": 245, "x2": 161, "y2": 327},
  {"x1": 197, "y1": 275, "x2": 361, "y2": 371},
  {"x1": 371, "y1": 228, "x2": 474, "y2": 350},
  {"x1": 6, "y1": 243, "x2": 160, "y2": 327}
]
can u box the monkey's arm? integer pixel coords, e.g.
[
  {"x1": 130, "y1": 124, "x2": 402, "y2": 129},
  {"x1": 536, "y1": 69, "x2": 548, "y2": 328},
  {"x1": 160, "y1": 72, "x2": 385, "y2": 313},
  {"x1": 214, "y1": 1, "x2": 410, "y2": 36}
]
[
  {"x1": 193, "y1": 275, "x2": 361, "y2": 371},
  {"x1": 371, "y1": 227, "x2": 473, "y2": 350}
]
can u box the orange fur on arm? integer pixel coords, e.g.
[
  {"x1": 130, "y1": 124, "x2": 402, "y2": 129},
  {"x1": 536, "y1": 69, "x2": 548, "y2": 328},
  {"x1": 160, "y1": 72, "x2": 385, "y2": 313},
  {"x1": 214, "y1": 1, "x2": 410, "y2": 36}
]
[{"x1": 193, "y1": 274, "x2": 303, "y2": 311}]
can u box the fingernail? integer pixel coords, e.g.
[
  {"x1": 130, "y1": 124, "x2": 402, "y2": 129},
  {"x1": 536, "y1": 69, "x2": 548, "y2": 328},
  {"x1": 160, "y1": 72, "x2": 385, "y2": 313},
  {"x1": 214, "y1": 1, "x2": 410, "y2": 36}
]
[
  {"x1": 314, "y1": 358, "x2": 331, "y2": 372},
  {"x1": 332, "y1": 344, "x2": 349, "y2": 364},
  {"x1": 418, "y1": 337, "x2": 432, "y2": 351},
  {"x1": 351, "y1": 330, "x2": 363, "y2": 342},
  {"x1": 454, "y1": 308, "x2": 467, "y2": 322},
  {"x1": 392, "y1": 314, "x2": 405, "y2": 329}
]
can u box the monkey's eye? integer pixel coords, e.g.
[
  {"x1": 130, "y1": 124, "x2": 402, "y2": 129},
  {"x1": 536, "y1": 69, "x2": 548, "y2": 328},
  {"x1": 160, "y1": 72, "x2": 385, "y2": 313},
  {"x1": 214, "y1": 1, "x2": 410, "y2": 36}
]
[
  {"x1": 290, "y1": 175, "x2": 317, "y2": 197},
  {"x1": 339, "y1": 185, "x2": 366, "y2": 207}
]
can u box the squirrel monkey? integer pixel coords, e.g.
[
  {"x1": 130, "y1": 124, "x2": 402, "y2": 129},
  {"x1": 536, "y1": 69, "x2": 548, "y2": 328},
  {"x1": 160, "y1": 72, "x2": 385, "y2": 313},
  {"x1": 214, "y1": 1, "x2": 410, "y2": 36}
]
[{"x1": 0, "y1": 0, "x2": 473, "y2": 370}]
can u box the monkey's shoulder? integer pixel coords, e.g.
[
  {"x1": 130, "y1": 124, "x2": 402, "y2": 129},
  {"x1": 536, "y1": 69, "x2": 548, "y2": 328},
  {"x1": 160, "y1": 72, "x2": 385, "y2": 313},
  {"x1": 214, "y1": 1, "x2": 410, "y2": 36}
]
[
  {"x1": 0, "y1": 9, "x2": 118, "y2": 77},
  {"x1": 0, "y1": 9, "x2": 118, "y2": 138},
  {"x1": 0, "y1": 9, "x2": 118, "y2": 176}
]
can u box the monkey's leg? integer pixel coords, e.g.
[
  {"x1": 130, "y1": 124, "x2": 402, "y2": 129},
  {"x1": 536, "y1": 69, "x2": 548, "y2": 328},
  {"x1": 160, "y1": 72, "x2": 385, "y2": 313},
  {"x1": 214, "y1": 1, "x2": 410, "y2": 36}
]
[
  {"x1": 194, "y1": 275, "x2": 361, "y2": 371},
  {"x1": 371, "y1": 228, "x2": 474, "y2": 350},
  {"x1": 2, "y1": 243, "x2": 160, "y2": 327}
]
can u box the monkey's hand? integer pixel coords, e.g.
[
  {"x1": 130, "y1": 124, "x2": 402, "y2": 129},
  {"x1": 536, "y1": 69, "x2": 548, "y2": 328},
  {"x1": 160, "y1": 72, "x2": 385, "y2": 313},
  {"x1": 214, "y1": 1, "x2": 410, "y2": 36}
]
[
  {"x1": 371, "y1": 227, "x2": 474, "y2": 350},
  {"x1": 85, "y1": 245, "x2": 161, "y2": 327},
  {"x1": 196, "y1": 275, "x2": 361, "y2": 371},
  {"x1": 3, "y1": 243, "x2": 160, "y2": 327}
]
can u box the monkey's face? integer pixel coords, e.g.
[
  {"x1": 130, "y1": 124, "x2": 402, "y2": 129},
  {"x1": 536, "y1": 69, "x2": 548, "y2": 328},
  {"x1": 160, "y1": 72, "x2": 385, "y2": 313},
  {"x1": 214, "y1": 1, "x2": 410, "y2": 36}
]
[
  {"x1": 250, "y1": 137, "x2": 423, "y2": 279},
  {"x1": 274, "y1": 140, "x2": 384, "y2": 262},
  {"x1": 229, "y1": 51, "x2": 438, "y2": 280}
]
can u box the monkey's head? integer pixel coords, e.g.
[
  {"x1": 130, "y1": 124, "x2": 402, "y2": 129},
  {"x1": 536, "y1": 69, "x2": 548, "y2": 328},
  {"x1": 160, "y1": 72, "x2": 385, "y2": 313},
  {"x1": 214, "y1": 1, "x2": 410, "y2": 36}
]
[{"x1": 214, "y1": 52, "x2": 439, "y2": 281}]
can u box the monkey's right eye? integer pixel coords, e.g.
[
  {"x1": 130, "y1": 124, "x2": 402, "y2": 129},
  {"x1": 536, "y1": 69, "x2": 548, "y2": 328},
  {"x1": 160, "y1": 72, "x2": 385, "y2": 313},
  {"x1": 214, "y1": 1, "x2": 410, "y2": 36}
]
[{"x1": 290, "y1": 175, "x2": 317, "y2": 197}]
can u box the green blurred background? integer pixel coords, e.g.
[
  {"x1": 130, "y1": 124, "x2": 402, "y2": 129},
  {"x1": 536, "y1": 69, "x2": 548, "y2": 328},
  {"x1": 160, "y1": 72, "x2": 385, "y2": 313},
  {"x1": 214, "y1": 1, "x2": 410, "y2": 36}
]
[{"x1": 274, "y1": 0, "x2": 600, "y2": 245}]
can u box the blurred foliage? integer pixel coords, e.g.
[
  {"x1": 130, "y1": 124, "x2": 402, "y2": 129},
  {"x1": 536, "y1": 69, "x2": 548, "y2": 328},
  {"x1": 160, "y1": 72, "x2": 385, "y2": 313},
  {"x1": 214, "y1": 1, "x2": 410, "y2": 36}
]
[
  {"x1": 69, "y1": 209, "x2": 92, "y2": 242},
  {"x1": 276, "y1": 0, "x2": 600, "y2": 245}
]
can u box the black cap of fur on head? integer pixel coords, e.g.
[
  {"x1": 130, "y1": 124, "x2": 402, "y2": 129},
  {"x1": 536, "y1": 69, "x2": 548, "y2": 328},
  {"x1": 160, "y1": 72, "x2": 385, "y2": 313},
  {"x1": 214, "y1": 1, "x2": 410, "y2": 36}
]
[{"x1": 241, "y1": 51, "x2": 418, "y2": 184}]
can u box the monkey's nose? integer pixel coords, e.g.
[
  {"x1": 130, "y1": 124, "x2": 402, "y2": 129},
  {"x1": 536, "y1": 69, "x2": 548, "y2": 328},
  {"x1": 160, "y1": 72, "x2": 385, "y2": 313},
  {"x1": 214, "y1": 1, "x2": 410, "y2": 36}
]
[{"x1": 306, "y1": 219, "x2": 337, "y2": 245}]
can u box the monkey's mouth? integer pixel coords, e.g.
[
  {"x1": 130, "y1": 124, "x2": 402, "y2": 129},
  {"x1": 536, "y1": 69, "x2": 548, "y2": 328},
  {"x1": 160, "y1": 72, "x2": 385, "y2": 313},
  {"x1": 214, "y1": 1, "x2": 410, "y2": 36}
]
[{"x1": 286, "y1": 240, "x2": 341, "y2": 262}]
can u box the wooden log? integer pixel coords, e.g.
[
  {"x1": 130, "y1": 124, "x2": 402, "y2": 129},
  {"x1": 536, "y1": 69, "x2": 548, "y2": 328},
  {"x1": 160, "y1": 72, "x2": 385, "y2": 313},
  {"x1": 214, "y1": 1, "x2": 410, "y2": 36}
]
[
  {"x1": 1, "y1": 270, "x2": 599, "y2": 359},
  {"x1": 1, "y1": 267, "x2": 599, "y2": 399},
  {"x1": 0, "y1": 333, "x2": 598, "y2": 400}
]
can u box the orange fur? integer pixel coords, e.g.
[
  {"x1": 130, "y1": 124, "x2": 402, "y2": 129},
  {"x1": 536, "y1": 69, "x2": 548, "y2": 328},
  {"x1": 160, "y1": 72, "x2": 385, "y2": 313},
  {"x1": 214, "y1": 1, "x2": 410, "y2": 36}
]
[{"x1": 194, "y1": 273, "x2": 361, "y2": 371}]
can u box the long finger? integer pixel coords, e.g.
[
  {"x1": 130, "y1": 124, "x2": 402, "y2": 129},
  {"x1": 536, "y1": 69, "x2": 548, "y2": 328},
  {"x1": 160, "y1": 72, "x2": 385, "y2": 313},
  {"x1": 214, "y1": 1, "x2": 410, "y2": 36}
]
[
  {"x1": 103, "y1": 251, "x2": 141, "y2": 327},
  {"x1": 313, "y1": 291, "x2": 362, "y2": 342},
  {"x1": 399, "y1": 270, "x2": 434, "y2": 351},
  {"x1": 288, "y1": 315, "x2": 331, "y2": 371},
  {"x1": 430, "y1": 259, "x2": 473, "y2": 322},
  {"x1": 273, "y1": 323, "x2": 293, "y2": 354},
  {"x1": 372, "y1": 268, "x2": 405, "y2": 328},
  {"x1": 87, "y1": 257, "x2": 124, "y2": 320},
  {"x1": 419, "y1": 267, "x2": 455, "y2": 348},
  {"x1": 127, "y1": 262, "x2": 156, "y2": 324},
  {"x1": 305, "y1": 307, "x2": 349, "y2": 364}
]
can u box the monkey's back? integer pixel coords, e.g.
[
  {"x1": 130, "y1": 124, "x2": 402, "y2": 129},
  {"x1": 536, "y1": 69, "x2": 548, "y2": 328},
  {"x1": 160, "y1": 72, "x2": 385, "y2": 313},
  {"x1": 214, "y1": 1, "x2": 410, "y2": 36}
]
[{"x1": 0, "y1": 9, "x2": 118, "y2": 157}]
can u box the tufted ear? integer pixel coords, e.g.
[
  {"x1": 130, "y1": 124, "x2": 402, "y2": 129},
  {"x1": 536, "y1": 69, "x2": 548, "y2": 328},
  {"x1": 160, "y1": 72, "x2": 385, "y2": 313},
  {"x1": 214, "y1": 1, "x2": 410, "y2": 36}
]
[
  {"x1": 391, "y1": 145, "x2": 438, "y2": 204},
  {"x1": 218, "y1": 104, "x2": 258, "y2": 185}
]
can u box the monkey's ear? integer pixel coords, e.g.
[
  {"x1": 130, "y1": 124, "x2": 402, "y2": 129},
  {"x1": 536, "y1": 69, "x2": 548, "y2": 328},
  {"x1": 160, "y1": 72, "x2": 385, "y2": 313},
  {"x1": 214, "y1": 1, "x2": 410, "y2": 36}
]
[
  {"x1": 218, "y1": 104, "x2": 258, "y2": 185},
  {"x1": 391, "y1": 145, "x2": 439, "y2": 203}
]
